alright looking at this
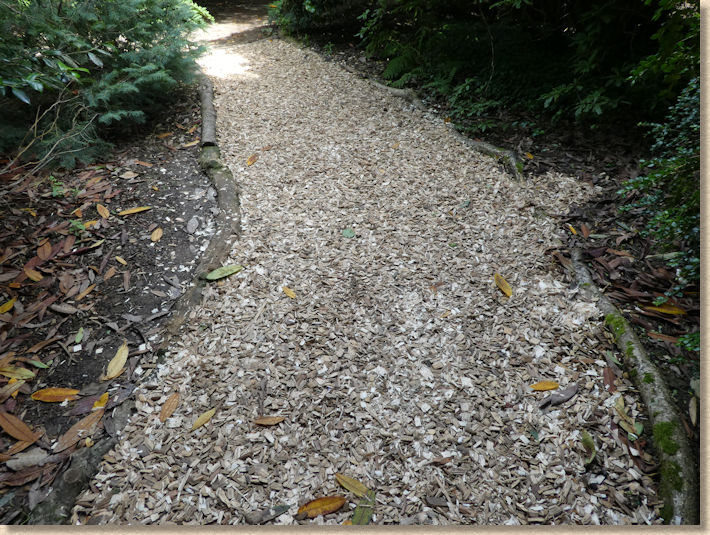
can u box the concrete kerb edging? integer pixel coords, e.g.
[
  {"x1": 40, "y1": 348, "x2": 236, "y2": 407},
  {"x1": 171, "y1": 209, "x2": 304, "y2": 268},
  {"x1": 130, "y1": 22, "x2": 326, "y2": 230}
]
[
  {"x1": 570, "y1": 248, "x2": 699, "y2": 525},
  {"x1": 28, "y1": 72, "x2": 241, "y2": 525}
]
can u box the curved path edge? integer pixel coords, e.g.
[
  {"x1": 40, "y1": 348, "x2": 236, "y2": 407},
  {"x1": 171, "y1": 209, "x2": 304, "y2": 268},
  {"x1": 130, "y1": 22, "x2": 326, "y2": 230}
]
[
  {"x1": 28, "y1": 72, "x2": 241, "y2": 524},
  {"x1": 570, "y1": 248, "x2": 699, "y2": 525}
]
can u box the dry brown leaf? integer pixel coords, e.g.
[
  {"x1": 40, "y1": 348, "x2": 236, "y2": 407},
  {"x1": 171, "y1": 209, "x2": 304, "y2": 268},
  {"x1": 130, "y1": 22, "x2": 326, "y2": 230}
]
[
  {"x1": 31, "y1": 388, "x2": 80, "y2": 403},
  {"x1": 54, "y1": 409, "x2": 104, "y2": 452},
  {"x1": 75, "y1": 283, "x2": 96, "y2": 301},
  {"x1": 335, "y1": 473, "x2": 370, "y2": 498},
  {"x1": 100, "y1": 340, "x2": 128, "y2": 381},
  {"x1": 156, "y1": 132, "x2": 172, "y2": 139},
  {"x1": 493, "y1": 273, "x2": 512, "y2": 297},
  {"x1": 191, "y1": 407, "x2": 216, "y2": 431},
  {"x1": 246, "y1": 153, "x2": 259, "y2": 166},
  {"x1": 254, "y1": 415, "x2": 285, "y2": 426},
  {"x1": 0, "y1": 412, "x2": 40, "y2": 442},
  {"x1": 37, "y1": 241, "x2": 52, "y2": 261},
  {"x1": 159, "y1": 392, "x2": 180, "y2": 422},
  {"x1": 182, "y1": 139, "x2": 200, "y2": 148},
  {"x1": 296, "y1": 496, "x2": 346, "y2": 519},
  {"x1": 118, "y1": 206, "x2": 151, "y2": 216},
  {"x1": 96, "y1": 204, "x2": 110, "y2": 219},
  {"x1": 530, "y1": 380, "x2": 559, "y2": 391},
  {"x1": 282, "y1": 286, "x2": 296, "y2": 299},
  {"x1": 150, "y1": 227, "x2": 163, "y2": 242},
  {"x1": 103, "y1": 266, "x2": 117, "y2": 281},
  {"x1": 0, "y1": 380, "x2": 24, "y2": 404},
  {"x1": 580, "y1": 223, "x2": 590, "y2": 239}
]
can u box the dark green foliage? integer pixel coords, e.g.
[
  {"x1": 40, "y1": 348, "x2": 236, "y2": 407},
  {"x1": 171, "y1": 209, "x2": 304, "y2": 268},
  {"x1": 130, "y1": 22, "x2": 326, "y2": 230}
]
[{"x1": 0, "y1": 0, "x2": 212, "y2": 169}]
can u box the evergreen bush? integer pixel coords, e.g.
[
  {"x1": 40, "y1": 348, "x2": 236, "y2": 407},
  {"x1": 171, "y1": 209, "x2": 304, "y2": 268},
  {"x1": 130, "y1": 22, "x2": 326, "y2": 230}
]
[{"x1": 0, "y1": 0, "x2": 212, "y2": 170}]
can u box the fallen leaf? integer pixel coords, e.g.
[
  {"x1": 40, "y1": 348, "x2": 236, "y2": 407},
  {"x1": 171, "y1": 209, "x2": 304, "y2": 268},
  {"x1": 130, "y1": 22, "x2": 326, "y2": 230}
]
[
  {"x1": 191, "y1": 407, "x2": 216, "y2": 431},
  {"x1": 31, "y1": 388, "x2": 80, "y2": 403},
  {"x1": 647, "y1": 331, "x2": 679, "y2": 343},
  {"x1": 580, "y1": 223, "x2": 590, "y2": 239},
  {"x1": 118, "y1": 206, "x2": 151, "y2": 216},
  {"x1": 689, "y1": 396, "x2": 697, "y2": 426},
  {"x1": 525, "y1": 152, "x2": 534, "y2": 159},
  {"x1": 581, "y1": 430, "x2": 596, "y2": 464},
  {"x1": 246, "y1": 153, "x2": 259, "y2": 166},
  {"x1": 296, "y1": 496, "x2": 346, "y2": 519},
  {"x1": 115, "y1": 256, "x2": 127, "y2": 265},
  {"x1": 494, "y1": 273, "x2": 512, "y2": 297},
  {"x1": 341, "y1": 227, "x2": 355, "y2": 238},
  {"x1": 37, "y1": 241, "x2": 51, "y2": 261},
  {"x1": 159, "y1": 392, "x2": 180, "y2": 422},
  {"x1": 0, "y1": 412, "x2": 40, "y2": 442},
  {"x1": 135, "y1": 160, "x2": 153, "y2": 167},
  {"x1": 254, "y1": 416, "x2": 285, "y2": 426},
  {"x1": 92, "y1": 392, "x2": 109, "y2": 410},
  {"x1": 0, "y1": 381, "x2": 25, "y2": 403},
  {"x1": 606, "y1": 248, "x2": 633, "y2": 257},
  {"x1": 335, "y1": 473, "x2": 370, "y2": 498},
  {"x1": 619, "y1": 420, "x2": 639, "y2": 440},
  {"x1": 0, "y1": 298, "x2": 16, "y2": 314},
  {"x1": 182, "y1": 139, "x2": 200, "y2": 148},
  {"x1": 24, "y1": 267, "x2": 43, "y2": 282},
  {"x1": 282, "y1": 286, "x2": 296, "y2": 299},
  {"x1": 530, "y1": 380, "x2": 559, "y2": 391},
  {"x1": 75, "y1": 327, "x2": 84, "y2": 344},
  {"x1": 0, "y1": 366, "x2": 35, "y2": 380},
  {"x1": 643, "y1": 303, "x2": 686, "y2": 315},
  {"x1": 96, "y1": 204, "x2": 110, "y2": 219},
  {"x1": 150, "y1": 227, "x2": 163, "y2": 242},
  {"x1": 351, "y1": 490, "x2": 376, "y2": 525},
  {"x1": 103, "y1": 266, "x2": 116, "y2": 281},
  {"x1": 100, "y1": 340, "x2": 128, "y2": 381},
  {"x1": 75, "y1": 283, "x2": 96, "y2": 301},
  {"x1": 602, "y1": 367, "x2": 617, "y2": 393},
  {"x1": 54, "y1": 409, "x2": 104, "y2": 452},
  {"x1": 119, "y1": 170, "x2": 138, "y2": 179},
  {"x1": 205, "y1": 264, "x2": 243, "y2": 281},
  {"x1": 156, "y1": 132, "x2": 172, "y2": 139},
  {"x1": 567, "y1": 224, "x2": 577, "y2": 235}
]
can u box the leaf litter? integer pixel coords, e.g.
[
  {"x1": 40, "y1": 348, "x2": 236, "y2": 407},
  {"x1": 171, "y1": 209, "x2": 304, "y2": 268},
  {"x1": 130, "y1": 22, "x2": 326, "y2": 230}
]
[{"x1": 72, "y1": 38, "x2": 662, "y2": 526}]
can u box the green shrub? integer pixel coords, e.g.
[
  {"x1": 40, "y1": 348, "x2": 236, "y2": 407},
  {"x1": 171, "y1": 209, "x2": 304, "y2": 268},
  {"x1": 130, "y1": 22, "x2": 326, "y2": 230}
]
[{"x1": 0, "y1": 0, "x2": 212, "y2": 170}]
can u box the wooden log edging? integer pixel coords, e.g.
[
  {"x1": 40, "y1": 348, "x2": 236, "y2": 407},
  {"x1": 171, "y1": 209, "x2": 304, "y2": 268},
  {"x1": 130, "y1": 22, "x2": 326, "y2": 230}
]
[{"x1": 570, "y1": 248, "x2": 699, "y2": 525}]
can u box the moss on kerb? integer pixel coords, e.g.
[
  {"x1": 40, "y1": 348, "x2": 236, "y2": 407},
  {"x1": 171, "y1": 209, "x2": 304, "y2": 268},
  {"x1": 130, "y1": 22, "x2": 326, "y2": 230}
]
[
  {"x1": 653, "y1": 421, "x2": 680, "y2": 455},
  {"x1": 643, "y1": 372, "x2": 655, "y2": 384},
  {"x1": 658, "y1": 460, "x2": 684, "y2": 523},
  {"x1": 604, "y1": 313, "x2": 626, "y2": 339},
  {"x1": 626, "y1": 341, "x2": 635, "y2": 358}
]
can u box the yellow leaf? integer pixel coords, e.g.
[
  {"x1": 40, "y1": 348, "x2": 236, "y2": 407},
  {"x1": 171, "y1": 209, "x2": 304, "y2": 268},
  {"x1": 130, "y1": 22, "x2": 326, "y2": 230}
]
[
  {"x1": 24, "y1": 267, "x2": 43, "y2": 282},
  {"x1": 156, "y1": 132, "x2": 173, "y2": 139},
  {"x1": 567, "y1": 224, "x2": 577, "y2": 235},
  {"x1": 92, "y1": 392, "x2": 109, "y2": 410},
  {"x1": 254, "y1": 416, "x2": 285, "y2": 426},
  {"x1": 84, "y1": 220, "x2": 99, "y2": 229},
  {"x1": 530, "y1": 381, "x2": 559, "y2": 391},
  {"x1": 7, "y1": 378, "x2": 19, "y2": 399},
  {"x1": 115, "y1": 256, "x2": 127, "y2": 265},
  {"x1": 525, "y1": 152, "x2": 534, "y2": 160},
  {"x1": 246, "y1": 153, "x2": 259, "y2": 166},
  {"x1": 182, "y1": 139, "x2": 200, "y2": 148},
  {"x1": 96, "y1": 204, "x2": 110, "y2": 219},
  {"x1": 191, "y1": 407, "x2": 216, "y2": 431},
  {"x1": 335, "y1": 473, "x2": 370, "y2": 498},
  {"x1": 282, "y1": 286, "x2": 296, "y2": 299},
  {"x1": 159, "y1": 392, "x2": 180, "y2": 422},
  {"x1": 0, "y1": 298, "x2": 16, "y2": 314},
  {"x1": 643, "y1": 304, "x2": 686, "y2": 315},
  {"x1": 297, "y1": 496, "x2": 346, "y2": 519},
  {"x1": 494, "y1": 273, "x2": 512, "y2": 297},
  {"x1": 118, "y1": 206, "x2": 151, "y2": 216},
  {"x1": 31, "y1": 387, "x2": 81, "y2": 402},
  {"x1": 0, "y1": 366, "x2": 35, "y2": 380},
  {"x1": 85, "y1": 437, "x2": 94, "y2": 447},
  {"x1": 100, "y1": 340, "x2": 128, "y2": 381},
  {"x1": 150, "y1": 227, "x2": 163, "y2": 242}
]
